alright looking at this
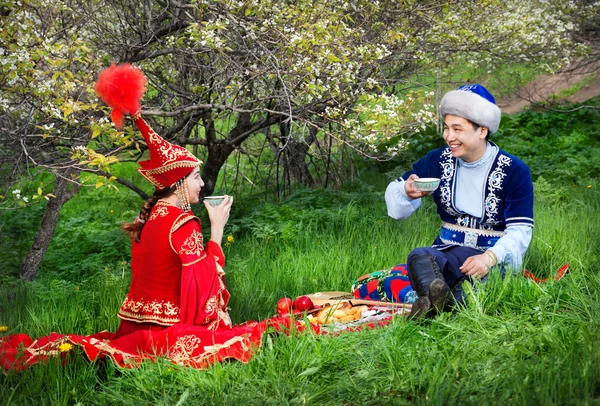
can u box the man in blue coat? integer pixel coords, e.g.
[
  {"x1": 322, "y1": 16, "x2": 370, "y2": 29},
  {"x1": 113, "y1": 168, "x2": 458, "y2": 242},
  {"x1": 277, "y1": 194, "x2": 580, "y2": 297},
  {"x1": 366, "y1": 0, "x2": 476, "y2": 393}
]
[{"x1": 385, "y1": 84, "x2": 534, "y2": 318}]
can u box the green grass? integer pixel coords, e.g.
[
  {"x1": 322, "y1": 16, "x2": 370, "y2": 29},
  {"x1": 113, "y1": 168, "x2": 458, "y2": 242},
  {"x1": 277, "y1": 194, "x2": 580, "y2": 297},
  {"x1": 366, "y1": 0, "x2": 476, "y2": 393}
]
[{"x1": 1, "y1": 177, "x2": 599, "y2": 404}]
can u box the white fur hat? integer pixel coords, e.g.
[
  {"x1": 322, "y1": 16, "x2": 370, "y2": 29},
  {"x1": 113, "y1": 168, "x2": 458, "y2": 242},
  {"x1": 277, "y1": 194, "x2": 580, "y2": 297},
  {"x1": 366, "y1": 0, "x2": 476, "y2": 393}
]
[{"x1": 440, "y1": 84, "x2": 501, "y2": 134}]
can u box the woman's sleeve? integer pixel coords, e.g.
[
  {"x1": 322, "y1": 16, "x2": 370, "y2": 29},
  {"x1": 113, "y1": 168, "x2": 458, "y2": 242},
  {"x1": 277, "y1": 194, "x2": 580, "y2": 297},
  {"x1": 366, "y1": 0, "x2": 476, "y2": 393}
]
[
  {"x1": 205, "y1": 240, "x2": 225, "y2": 268},
  {"x1": 171, "y1": 219, "x2": 231, "y2": 329}
]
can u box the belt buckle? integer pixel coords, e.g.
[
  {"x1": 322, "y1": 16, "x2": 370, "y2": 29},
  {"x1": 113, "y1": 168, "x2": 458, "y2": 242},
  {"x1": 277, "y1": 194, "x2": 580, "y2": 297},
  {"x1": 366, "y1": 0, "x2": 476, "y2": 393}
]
[{"x1": 464, "y1": 231, "x2": 478, "y2": 248}]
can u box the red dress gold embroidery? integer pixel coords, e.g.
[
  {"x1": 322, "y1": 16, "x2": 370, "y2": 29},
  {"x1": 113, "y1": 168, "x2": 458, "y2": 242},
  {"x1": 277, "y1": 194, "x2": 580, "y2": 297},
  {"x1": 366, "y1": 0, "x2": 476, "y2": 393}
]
[
  {"x1": 117, "y1": 202, "x2": 230, "y2": 328},
  {"x1": 0, "y1": 65, "x2": 323, "y2": 374}
]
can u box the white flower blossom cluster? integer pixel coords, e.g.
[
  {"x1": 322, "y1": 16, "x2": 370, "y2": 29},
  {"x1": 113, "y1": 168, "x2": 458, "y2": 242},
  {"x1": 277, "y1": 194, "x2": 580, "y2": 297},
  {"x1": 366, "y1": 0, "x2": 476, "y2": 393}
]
[
  {"x1": 2, "y1": 0, "x2": 105, "y2": 136},
  {"x1": 11, "y1": 189, "x2": 28, "y2": 202},
  {"x1": 425, "y1": 0, "x2": 589, "y2": 71},
  {"x1": 184, "y1": 18, "x2": 229, "y2": 49},
  {"x1": 253, "y1": 11, "x2": 393, "y2": 105},
  {"x1": 341, "y1": 91, "x2": 436, "y2": 157}
]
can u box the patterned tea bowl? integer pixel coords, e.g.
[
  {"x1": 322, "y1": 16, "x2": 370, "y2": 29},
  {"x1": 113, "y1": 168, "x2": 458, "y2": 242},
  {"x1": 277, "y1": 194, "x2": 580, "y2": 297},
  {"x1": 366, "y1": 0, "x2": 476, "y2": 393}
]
[
  {"x1": 204, "y1": 195, "x2": 227, "y2": 206},
  {"x1": 413, "y1": 178, "x2": 440, "y2": 193}
]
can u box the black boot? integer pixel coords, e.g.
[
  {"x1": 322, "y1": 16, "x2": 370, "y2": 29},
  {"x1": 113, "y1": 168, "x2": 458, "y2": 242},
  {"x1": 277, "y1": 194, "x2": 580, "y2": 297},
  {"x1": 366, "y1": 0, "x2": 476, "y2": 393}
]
[
  {"x1": 408, "y1": 254, "x2": 453, "y2": 318},
  {"x1": 429, "y1": 279, "x2": 453, "y2": 313}
]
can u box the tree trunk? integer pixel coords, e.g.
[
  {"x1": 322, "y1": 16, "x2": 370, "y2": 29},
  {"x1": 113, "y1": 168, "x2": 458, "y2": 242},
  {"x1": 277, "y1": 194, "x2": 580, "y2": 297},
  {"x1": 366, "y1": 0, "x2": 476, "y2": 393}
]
[
  {"x1": 20, "y1": 167, "x2": 80, "y2": 281},
  {"x1": 201, "y1": 143, "x2": 235, "y2": 196},
  {"x1": 200, "y1": 112, "x2": 252, "y2": 196},
  {"x1": 279, "y1": 122, "x2": 316, "y2": 187}
]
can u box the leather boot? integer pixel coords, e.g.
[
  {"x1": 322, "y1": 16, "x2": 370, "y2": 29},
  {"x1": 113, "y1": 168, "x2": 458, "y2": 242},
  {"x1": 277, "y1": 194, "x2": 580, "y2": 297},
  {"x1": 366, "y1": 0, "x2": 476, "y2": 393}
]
[
  {"x1": 407, "y1": 254, "x2": 453, "y2": 318},
  {"x1": 429, "y1": 279, "x2": 453, "y2": 313}
]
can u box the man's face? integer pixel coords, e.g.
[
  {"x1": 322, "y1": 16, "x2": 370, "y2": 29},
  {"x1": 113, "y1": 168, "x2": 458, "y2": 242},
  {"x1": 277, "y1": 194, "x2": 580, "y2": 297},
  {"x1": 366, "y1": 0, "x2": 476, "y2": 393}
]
[{"x1": 443, "y1": 115, "x2": 488, "y2": 163}]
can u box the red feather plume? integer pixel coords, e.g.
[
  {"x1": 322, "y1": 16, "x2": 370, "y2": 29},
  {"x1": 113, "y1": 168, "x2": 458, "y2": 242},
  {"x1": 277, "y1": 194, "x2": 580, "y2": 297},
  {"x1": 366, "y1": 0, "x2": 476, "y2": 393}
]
[{"x1": 95, "y1": 63, "x2": 147, "y2": 129}]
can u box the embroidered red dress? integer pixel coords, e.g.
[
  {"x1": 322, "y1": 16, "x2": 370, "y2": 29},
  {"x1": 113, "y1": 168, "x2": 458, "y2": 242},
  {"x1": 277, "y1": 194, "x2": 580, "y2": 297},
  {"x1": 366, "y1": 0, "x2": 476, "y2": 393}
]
[
  {"x1": 116, "y1": 200, "x2": 232, "y2": 335},
  {"x1": 0, "y1": 65, "x2": 321, "y2": 371},
  {"x1": 0, "y1": 200, "x2": 321, "y2": 371}
]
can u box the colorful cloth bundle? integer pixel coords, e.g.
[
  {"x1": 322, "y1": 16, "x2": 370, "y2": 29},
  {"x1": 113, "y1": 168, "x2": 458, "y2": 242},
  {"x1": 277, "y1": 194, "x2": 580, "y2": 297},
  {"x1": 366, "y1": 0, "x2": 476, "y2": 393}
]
[
  {"x1": 351, "y1": 263, "x2": 570, "y2": 306},
  {"x1": 351, "y1": 264, "x2": 417, "y2": 304}
]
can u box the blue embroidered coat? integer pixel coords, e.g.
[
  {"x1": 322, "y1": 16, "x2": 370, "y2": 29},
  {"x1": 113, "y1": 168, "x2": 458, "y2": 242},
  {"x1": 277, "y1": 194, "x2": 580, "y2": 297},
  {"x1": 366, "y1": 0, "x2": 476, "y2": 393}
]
[{"x1": 401, "y1": 143, "x2": 534, "y2": 251}]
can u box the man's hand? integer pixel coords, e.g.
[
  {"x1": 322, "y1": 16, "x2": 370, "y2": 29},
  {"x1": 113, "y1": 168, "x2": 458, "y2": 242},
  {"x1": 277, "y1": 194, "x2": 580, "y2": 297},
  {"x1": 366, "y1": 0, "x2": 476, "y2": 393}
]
[
  {"x1": 460, "y1": 251, "x2": 497, "y2": 279},
  {"x1": 404, "y1": 174, "x2": 428, "y2": 199}
]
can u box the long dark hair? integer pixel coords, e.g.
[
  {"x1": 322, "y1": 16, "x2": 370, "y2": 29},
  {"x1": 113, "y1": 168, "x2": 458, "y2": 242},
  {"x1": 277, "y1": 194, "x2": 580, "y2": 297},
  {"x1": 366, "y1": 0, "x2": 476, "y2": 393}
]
[{"x1": 121, "y1": 185, "x2": 176, "y2": 242}]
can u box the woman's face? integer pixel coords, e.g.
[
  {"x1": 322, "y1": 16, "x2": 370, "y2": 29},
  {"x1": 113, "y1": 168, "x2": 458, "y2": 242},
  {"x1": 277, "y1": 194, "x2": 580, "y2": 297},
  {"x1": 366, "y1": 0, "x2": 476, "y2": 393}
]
[{"x1": 185, "y1": 167, "x2": 204, "y2": 204}]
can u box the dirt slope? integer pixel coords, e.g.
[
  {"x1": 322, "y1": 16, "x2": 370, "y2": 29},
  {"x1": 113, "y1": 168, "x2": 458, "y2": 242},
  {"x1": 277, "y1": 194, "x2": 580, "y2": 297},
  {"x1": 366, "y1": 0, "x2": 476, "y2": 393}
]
[{"x1": 497, "y1": 61, "x2": 600, "y2": 114}]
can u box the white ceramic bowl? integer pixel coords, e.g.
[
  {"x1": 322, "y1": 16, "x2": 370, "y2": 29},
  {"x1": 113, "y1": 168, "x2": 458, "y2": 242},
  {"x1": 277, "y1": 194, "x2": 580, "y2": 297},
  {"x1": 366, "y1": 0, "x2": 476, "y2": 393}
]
[
  {"x1": 204, "y1": 195, "x2": 226, "y2": 206},
  {"x1": 413, "y1": 178, "x2": 440, "y2": 192}
]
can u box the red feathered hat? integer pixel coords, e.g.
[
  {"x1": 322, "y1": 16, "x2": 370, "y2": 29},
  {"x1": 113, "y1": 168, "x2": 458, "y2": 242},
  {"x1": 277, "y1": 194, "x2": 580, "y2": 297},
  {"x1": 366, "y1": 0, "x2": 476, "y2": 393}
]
[{"x1": 95, "y1": 64, "x2": 201, "y2": 189}]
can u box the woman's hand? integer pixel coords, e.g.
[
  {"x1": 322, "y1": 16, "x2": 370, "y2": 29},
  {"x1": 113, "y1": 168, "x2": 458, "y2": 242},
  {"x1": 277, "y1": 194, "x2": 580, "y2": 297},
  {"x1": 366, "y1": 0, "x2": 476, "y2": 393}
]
[
  {"x1": 404, "y1": 174, "x2": 428, "y2": 199},
  {"x1": 204, "y1": 195, "x2": 233, "y2": 245},
  {"x1": 460, "y1": 251, "x2": 497, "y2": 279}
]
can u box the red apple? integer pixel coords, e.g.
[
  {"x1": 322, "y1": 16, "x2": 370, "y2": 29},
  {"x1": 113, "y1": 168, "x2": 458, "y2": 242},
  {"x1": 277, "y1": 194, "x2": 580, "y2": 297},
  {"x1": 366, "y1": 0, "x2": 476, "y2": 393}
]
[
  {"x1": 293, "y1": 295, "x2": 314, "y2": 312},
  {"x1": 276, "y1": 297, "x2": 293, "y2": 315}
]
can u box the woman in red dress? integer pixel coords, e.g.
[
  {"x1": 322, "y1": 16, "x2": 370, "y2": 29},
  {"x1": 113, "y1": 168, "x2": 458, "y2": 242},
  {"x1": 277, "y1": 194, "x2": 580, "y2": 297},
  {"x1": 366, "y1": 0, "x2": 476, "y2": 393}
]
[
  {"x1": 114, "y1": 111, "x2": 234, "y2": 337},
  {"x1": 1, "y1": 65, "x2": 312, "y2": 371}
]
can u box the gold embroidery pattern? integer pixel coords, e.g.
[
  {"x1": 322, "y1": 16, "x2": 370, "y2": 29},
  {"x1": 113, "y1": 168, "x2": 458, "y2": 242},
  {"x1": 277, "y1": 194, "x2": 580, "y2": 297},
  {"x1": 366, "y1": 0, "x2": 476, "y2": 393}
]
[
  {"x1": 216, "y1": 274, "x2": 232, "y2": 327},
  {"x1": 139, "y1": 161, "x2": 200, "y2": 189},
  {"x1": 155, "y1": 199, "x2": 178, "y2": 208},
  {"x1": 181, "y1": 253, "x2": 207, "y2": 267},
  {"x1": 172, "y1": 214, "x2": 199, "y2": 233},
  {"x1": 149, "y1": 206, "x2": 169, "y2": 221},
  {"x1": 146, "y1": 125, "x2": 199, "y2": 167},
  {"x1": 205, "y1": 296, "x2": 218, "y2": 315},
  {"x1": 179, "y1": 229, "x2": 204, "y2": 256},
  {"x1": 170, "y1": 333, "x2": 252, "y2": 365},
  {"x1": 170, "y1": 335, "x2": 202, "y2": 365},
  {"x1": 203, "y1": 335, "x2": 251, "y2": 355},
  {"x1": 206, "y1": 319, "x2": 220, "y2": 331},
  {"x1": 169, "y1": 213, "x2": 200, "y2": 254},
  {"x1": 118, "y1": 297, "x2": 180, "y2": 325}
]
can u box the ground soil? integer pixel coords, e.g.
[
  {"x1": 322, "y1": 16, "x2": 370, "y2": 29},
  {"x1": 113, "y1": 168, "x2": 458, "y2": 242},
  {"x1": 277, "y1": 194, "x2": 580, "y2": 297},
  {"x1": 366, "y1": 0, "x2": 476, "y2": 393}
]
[{"x1": 497, "y1": 61, "x2": 600, "y2": 114}]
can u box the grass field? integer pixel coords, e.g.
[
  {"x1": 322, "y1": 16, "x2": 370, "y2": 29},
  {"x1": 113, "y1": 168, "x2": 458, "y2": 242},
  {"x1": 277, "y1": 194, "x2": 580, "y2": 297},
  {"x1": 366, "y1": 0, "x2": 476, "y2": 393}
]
[
  {"x1": 1, "y1": 177, "x2": 599, "y2": 404},
  {"x1": 1, "y1": 103, "x2": 600, "y2": 404}
]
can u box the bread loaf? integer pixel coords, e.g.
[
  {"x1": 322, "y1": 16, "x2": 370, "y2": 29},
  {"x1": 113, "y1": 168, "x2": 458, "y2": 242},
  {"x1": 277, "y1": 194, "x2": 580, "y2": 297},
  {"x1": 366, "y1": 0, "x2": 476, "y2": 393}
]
[{"x1": 315, "y1": 302, "x2": 367, "y2": 324}]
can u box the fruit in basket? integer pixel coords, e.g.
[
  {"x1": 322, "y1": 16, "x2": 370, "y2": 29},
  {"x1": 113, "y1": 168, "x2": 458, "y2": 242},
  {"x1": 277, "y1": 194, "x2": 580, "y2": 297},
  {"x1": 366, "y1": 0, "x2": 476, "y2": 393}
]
[
  {"x1": 276, "y1": 297, "x2": 293, "y2": 315},
  {"x1": 315, "y1": 302, "x2": 367, "y2": 324},
  {"x1": 293, "y1": 295, "x2": 314, "y2": 312}
]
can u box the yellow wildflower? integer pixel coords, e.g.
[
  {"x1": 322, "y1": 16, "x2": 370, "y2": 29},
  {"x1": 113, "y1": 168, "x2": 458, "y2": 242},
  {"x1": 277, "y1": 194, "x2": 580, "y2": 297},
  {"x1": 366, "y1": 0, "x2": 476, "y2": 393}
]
[
  {"x1": 588, "y1": 185, "x2": 592, "y2": 189},
  {"x1": 0, "y1": 326, "x2": 8, "y2": 332},
  {"x1": 227, "y1": 235, "x2": 234, "y2": 243},
  {"x1": 59, "y1": 342, "x2": 73, "y2": 352}
]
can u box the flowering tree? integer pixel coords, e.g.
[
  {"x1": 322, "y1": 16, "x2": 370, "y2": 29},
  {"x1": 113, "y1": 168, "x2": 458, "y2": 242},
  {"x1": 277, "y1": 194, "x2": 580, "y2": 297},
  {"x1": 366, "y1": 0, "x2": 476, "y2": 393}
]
[
  {"x1": 0, "y1": 0, "x2": 140, "y2": 280},
  {"x1": 1, "y1": 0, "x2": 596, "y2": 279}
]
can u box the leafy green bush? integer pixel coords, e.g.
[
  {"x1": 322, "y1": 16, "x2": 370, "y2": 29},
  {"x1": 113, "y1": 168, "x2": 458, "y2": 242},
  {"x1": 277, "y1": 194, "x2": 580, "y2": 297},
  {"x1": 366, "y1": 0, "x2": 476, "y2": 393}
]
[{"x1": 494, "y1": 97, "x2": 600, "y2": 183}]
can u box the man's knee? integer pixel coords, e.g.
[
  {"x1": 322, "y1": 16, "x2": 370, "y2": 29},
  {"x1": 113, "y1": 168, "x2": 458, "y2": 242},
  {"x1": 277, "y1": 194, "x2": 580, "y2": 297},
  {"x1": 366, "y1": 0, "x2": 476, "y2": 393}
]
[{"x1": 407, "y1": 247, "x2": 436, "y2": 265}]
